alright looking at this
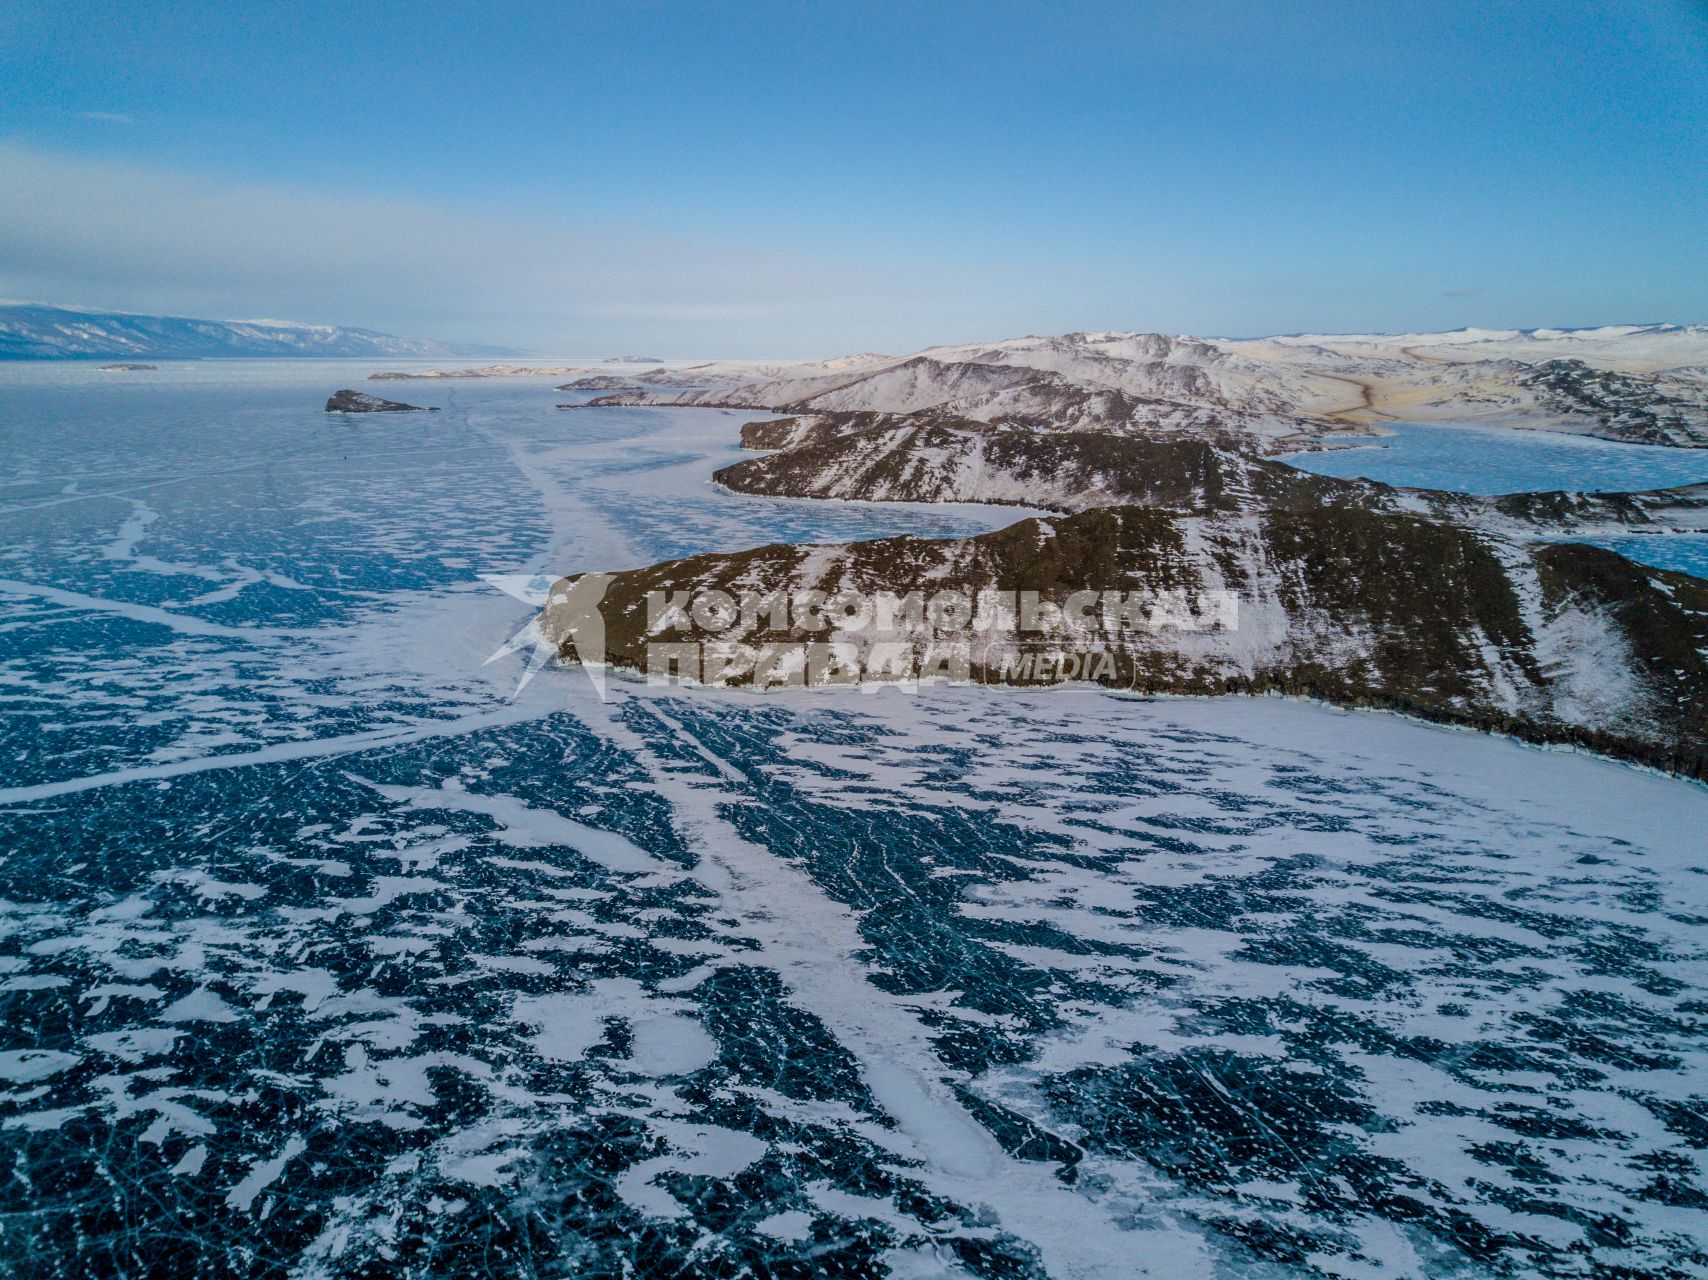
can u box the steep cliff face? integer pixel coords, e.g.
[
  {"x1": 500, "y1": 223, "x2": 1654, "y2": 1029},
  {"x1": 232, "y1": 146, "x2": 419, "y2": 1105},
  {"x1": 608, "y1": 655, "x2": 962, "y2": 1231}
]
[{"x1": 549, "y1": 504, "x2": 1708, "y2": 777}]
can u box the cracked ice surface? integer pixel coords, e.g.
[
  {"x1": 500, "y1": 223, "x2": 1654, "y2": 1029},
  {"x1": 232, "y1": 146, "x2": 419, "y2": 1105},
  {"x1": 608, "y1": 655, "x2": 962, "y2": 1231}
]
[{"x1": 0, "y1": 363, "x2": 1704, "y2": 1278}]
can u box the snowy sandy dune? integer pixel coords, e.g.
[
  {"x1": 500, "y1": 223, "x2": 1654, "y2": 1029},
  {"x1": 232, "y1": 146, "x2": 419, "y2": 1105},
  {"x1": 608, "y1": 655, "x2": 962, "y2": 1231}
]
[{"x1": 1248, "y1": 323, "x2": 1708, "y2": 372}]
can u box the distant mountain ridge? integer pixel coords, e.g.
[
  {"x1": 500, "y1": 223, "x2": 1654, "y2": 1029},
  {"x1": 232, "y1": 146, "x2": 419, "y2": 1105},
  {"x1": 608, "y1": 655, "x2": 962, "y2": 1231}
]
[
  {"x1": 0, "y1": 303, "x2": 520, "y2": 360},
  {"x1": 577, "y1": 324, "x2": 1708, "y2": 448}
]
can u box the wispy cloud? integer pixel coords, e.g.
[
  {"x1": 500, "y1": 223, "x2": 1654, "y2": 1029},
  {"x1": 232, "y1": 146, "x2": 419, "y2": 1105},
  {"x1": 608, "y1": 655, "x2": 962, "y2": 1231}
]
[
  {"x1": 74, "y1": 111, "x2": 136, "y2": 125},
  {"x1": 1443, "y1": 285, "x2": 1484, "y2": 298},
  {"x1": 0, "y1": 142, "x2": 898, "y2": 353}
]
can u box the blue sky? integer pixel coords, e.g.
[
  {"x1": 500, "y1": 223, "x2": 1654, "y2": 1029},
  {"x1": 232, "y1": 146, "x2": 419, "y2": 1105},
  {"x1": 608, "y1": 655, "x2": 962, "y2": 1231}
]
[{"x1": 1, "y1": 0, "x2": 1705, "y2": 355}]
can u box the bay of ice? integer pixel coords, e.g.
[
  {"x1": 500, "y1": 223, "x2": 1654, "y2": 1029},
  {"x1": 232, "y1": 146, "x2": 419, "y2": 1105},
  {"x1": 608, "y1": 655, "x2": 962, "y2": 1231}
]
[
  {"x1": 1, "y1": 363, "x2": 1704, "y2": 1279},
  {"x1": 1281, "y1": 421, "x2": 1708, "y2": 576}
]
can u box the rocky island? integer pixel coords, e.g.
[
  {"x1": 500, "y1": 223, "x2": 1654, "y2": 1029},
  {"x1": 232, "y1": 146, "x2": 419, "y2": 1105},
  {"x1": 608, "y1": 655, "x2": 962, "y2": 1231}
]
[
  {"x1": 547, "y1": 327, "x2": 1708, "y2": 778},
  {"x1": 324, "y1": 389, "x2": 439, "y2": 413},
  {"x1": 555, "y1": 374, "x2": 652, "y2": 392},
  {"x1": 367, "y1": 365, "x2": 591, "y2": 380},
  {"x1": 96, "y1": 362, "x2": 158, "y2": 371}
]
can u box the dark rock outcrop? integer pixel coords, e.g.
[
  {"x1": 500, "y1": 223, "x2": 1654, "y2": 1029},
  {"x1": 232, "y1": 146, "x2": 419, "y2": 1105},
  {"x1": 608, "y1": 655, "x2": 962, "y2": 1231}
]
[
  {"x1": 1520, "y1": 359, "x2": 1705, "y2": 447},
  {"x1": 324, "y1": 389, "x2": 439, "y2": 414}
]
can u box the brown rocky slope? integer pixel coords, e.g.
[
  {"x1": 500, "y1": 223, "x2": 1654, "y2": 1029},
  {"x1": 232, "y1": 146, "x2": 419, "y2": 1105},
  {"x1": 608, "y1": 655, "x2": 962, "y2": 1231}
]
[{"x1": 548, "y1": 501, "x2": 1708, "y2": 778}]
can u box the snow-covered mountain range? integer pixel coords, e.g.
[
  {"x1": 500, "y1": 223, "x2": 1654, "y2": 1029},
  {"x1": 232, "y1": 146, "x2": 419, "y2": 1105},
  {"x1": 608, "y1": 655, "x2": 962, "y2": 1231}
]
[
  {"x1": 0, "y1": 303, "x2": 518, "y2": 360},
  {"x1": 580, "y1": 324, "x2": 1708, "y2": 449}
]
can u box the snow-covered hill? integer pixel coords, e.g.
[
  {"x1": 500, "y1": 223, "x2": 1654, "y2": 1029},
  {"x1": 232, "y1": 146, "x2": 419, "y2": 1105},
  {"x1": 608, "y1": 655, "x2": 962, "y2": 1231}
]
[
  {"x1": 558, "y1": 500, "x2": 1708, "y2": 777},
  {"x1": 713, "y1": 413, "x2": 1708, "y2": 538},
  {"x1": 584, "y1": 325, "x2": 1708, "y2": 448},
  {"x1": 0, "y1": 303, "x2": 518, "y2": 360}
]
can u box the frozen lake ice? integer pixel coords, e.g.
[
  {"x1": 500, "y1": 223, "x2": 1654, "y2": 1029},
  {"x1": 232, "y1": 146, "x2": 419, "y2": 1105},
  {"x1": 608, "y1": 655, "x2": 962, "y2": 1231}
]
[
  {"x1": 1, "y1": 363, "x2": 1705, "y2": 1278},
  {"x1": 1280, "y1": 421, "x2": 1708, "y2": 577}
]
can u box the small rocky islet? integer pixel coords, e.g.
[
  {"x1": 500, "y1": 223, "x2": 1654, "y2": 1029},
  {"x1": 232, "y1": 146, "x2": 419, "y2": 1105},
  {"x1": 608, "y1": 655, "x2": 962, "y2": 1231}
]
[{"x1": 324, "y1": 388, "x2": 439, "y2": 414}]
